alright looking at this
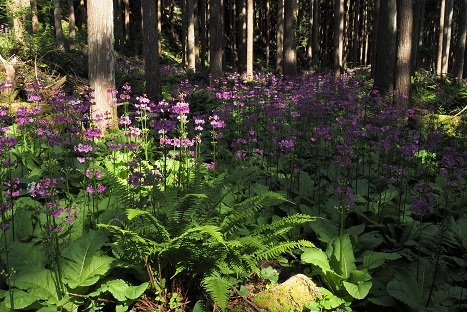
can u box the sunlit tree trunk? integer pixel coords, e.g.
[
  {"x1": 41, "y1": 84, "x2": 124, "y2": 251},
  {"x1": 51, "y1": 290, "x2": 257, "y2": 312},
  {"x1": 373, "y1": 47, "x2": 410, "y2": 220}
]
[
  {"x1": 395, "y1": 0, "x2": 413, "y2": 108},
  {"x1": 265, "y1": 0, "x2": 270, "y2": 68},
  {"x1": 437, "y1": 0, "x2": 446, "y2": 75},
  {"x1": 276, "y1": 0, "x2": 284, "y2": 73},
  {"x1": 9, "y1": 0, "x2": 29, "y2": 44},
  {"x1": 453, "y1": 0, "x2": 467, "y2": 79},
  {"x1": 246, "y1": 0, "x2": 254, "y2": 78},
  {"x1": 54, "y1": 0, "x2": 66, "y2": 50},
  {"x1": 333, "y1": 0, "x2": 344, "y2": 78},
  {"x1": 237, "y1": 0, "x2": 246, "y2": 72},
  {"x1": 441, "y1": 0, "x2": 454, "y2": 75},
  {"x1": 283, "y1": 0, "x2": 297, "y2": 75},
  {"x1": 30, "y1": 0, "x2": 39, "y2": 33},
  {"x1": 352, "y1": 0, "x2": 360, "y2": 67},
  {"x1": 187, "y1": 0, "x2": 196, "y2": 72},
  {"x1": 87, "y1": 0, "x2": 116, "y2": 130},
  {"x1": 210, "y1": 0, "x2": 224, "y2": 78},
  {"x1": 68, "y1": 0, "x2": 76, "y2": 50},
  {"x1": 374, "y1": 0, "x2": 397, "y2": 95}
]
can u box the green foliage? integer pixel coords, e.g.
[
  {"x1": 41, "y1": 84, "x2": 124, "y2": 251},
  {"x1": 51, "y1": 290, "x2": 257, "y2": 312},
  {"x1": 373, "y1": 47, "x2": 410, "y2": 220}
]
[{"x1": 98, "y1": 167, "x2": 316, "y2": 310}]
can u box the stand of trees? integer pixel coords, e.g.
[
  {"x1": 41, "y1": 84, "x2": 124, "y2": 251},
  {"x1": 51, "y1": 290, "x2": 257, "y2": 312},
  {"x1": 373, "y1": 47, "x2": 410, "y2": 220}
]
[{"x1": 2, "y1": 0, "x2": 467, "y2": 116}]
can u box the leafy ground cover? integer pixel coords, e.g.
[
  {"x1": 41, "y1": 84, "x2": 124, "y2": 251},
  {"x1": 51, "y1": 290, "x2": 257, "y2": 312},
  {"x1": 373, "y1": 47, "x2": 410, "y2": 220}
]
[{"x1": 0, "y1": 65, "x2": 466, "y2": 311}]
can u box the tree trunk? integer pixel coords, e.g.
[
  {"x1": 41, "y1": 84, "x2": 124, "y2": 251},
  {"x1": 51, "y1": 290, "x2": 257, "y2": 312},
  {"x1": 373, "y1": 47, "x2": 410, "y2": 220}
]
[
  {"x1": 141, "y1": 0, "x2": 160, "y2": 98},
  {"x1": 283, "y1": 0, "x2": 297, "y2": 76},
  {"x1": 265, "y1": 0, "x2": 270, "y2": 68},
  {"x1": 30, "y1": 0, "x2": 39, "y2": 33},
  {"x1": 9, "y1": 0, "x2": 29, "y2": 43},
  {"x1": 87, "y1": 0, "x2": 116, "y2": 130},
  {"x1": 453, "y1": 0, "x2": 467, "y2": 79},
  {"x1": 200, "y1": 0, "x2": 207, "y2": 68},
  {"x1": 312, "y1": 0, "x2": 319, "y2": 66},
  {"x1": 441, "y1": 0, "x2": 454, "y2": 75},
  {"x1": 353, "y1": 0, "x2": 360, "y2": 67},
  {"x1": 333, "y1": 0, "x2": 344, "y2": 78},
  {"x1": 68, "y1": 0, "x2": 76, "y2": 50},
  {"x1": 246, "y1": 0, "x2": 254, "y2": 78},
  {"x1": 374, "y1": 0, "x2": 397, "y2": 95},
  {"x1": 210, "y1": 0, "x2": 224, "y2": 78},
  {"x1": 437, "y1": 0, "x2": 446, "y2": 75},
  {"x1": 187, "y1": 0, "x2": 196, "y2": 72},
  {"x1": 54, "y1": 0, "x2": 66, "y2": 50},
  {"x1": 237, "y1": 0, "x2": 247, "y2": 72},
  {"x1": 124, "y1": 0, "x2": 130, "y2": 47},
  {"x1": 370, "y1": 0, "x2": 380, "y2": 78},
  {"x1": 276, "y1": 0, "x2": 284, "y2": 73},
  {"x1": 395, "y1": 0, "x2": 413, "y2": 108}
]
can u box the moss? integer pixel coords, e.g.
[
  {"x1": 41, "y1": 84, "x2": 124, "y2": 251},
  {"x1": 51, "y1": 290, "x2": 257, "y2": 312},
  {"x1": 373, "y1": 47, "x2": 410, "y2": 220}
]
[{"x1": 253, "y1": 274, "x2": 321, "y2": 312}]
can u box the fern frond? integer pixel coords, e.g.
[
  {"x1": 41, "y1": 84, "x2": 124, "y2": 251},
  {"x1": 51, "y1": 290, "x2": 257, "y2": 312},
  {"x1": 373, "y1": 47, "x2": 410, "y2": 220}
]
[
  {"x1": 126, "y1": 208, "x2": 171, "y2": 242},
  {"x1": 202, "y1": 271, "x2": 233, "y2": 310},
  {"x1": 222, "y1": 191, "x2": 289, "y2": 235},
  {"x1": 102, "y1": 169, "x2": 134, "y2": 208},
  {"x1": 253, "y1": 240, "x2": 314, "y2": 261},
  {"x1": 171, "y1": 225, "x2": 226, "y2": 247}
]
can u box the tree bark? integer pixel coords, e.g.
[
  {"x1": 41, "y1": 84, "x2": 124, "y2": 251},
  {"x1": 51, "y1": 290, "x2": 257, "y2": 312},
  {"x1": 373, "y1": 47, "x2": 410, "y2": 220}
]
[
  {"x1": 30, "y1": 0, "x2": 39, "y2": 33},
  {"x1": 210, "y1": 0, "x2": 224, "y2": 78},
  {"x1": 437, "y1": 0, "x2": 446, "y2": 75},
  {"x1": 283, "y1": 0, "x2": 297, "y2": 76},
  {"x1": 370, "y1": 0, "x2": 380, "y2": 78},
  {"x1": 87, "y1": 0, "x2": 116, "y2": 130},
  {"x1": 246, "y1": 0, "x2": 254, "y2": 78},
  {"x1": 374, "y1": 0, "x2": 397, "y2": 95},
  {"x1": 9, "y1": 0, "x2": 29, "y2": 43},
  {"x1": 312, "y1": 0, "x2": 319, "y2": 67},
  {"x1": 142, "y1": 0, "x2": 160, "y2": 98},
  {"x1": 276, "y1": 0, "x2": 284, "y2": 73},
  {"x1": 441, "y1": 0, "x2": 454, "y2": 75},
  {"x1": 395, "y1": 0, "x2": 413, "y2": 108},
  {"x1": 68, "y1": 0, "x2": 76, "y2": 50},
  {"x1": 54, "y1": 0, "x2": 66, "y2": 50},
  {"x1": 187, "y1": 0, "x2": 196, "y2": 72},
  {"x1": 333, "y1": 0, "x2": 345, "y2": 78},
  {"x1": 453, "y1": 0, "x2": 467, "y2": 79}
]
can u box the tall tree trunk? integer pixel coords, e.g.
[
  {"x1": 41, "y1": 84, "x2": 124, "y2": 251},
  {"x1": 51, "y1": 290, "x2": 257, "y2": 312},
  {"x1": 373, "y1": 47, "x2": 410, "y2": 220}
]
[
  {"x1": 124, "y1": 0, "x2": 130, "y2": 48},
  {"x1": 276, "y1": 0, "x2": 284, "y2": 73},
  {"x1": 353, "y1": 0, "x2": 360, "y2": 67},
  {"x1": 141, "y1": 0, "x2": 160, "y2": 98},
  {"x1": 441, "y1": 0, "x2": 454, "y2": 75},
  {"x1": 210, "y1": 0, "x2": 224, "y2": 78},
  {"x1": 312, "y1": 0, "x2": 319, "y2": 66},
  {"x1": 307, "y1": 0, "x2": 314, "y2": 62},
  {"x1": 237, "y1": 0, "x2": 247, "y2": 72},
  {"x1": 246, "y1": 0, "x2": 254, "y2": 78},
  {"x1": 283, "y1": 0, "x2": 297, "y2": 75},
  {"x1": 453, "y1": 0, "x2": 467, "y2": 79},
  {"x1": 265, "y1": 0, "x2": 270, "y2": 68},
  {"x1": 437, "y1": 0, "x2": 446, "y2": 75},
  {"x1": 187, "y1": 0, "x2": 196, "y2": 72},
  {"x1": 9, "y1": 0, "x2": 28, "y2": 44},
  {"x1": 333, "y1": 0, "x2": 344, "y2": 78},
  {"x1": 54, "y1": 0, "x2": 66, "y2": 50},
  {"x1": 395, "y1": 0, "x2": 413, "y2": 108},
  {"x1": 181, "y1": 0, "x2": 187, "y2": 66},
  {"x1": 30, "y1": 0, "x2": 39, "y2": 33},
  {"x1": 374, "y1": 0, "x2": 397, "y2": 95},
  {"x1": 68, "y1": 0, "x2": 76, "y2": 50},
  {"x1": 200, "y1": 0, "x2": 207, "y2": 68},
  {"x1": 87, "y1": 0, "x2": 116, "y2": 130},
  {"x1": 370, "y1": 0, "x2": 380, "y2": 78}
]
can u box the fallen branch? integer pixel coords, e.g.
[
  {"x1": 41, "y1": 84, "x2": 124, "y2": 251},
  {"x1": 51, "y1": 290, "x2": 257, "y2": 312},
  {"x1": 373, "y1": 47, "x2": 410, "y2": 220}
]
[{"x1": 0, "y1": 53, "x2": 17, "y2": 84}]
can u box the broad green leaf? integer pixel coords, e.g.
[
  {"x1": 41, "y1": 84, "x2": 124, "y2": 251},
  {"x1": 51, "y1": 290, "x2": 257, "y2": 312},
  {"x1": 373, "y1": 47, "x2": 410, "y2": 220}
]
[
  {"x1": 343, "y1": 270, "x2": 372, "y2": 299},
  {"x1": 387, "y1": 272, "x2": 424, "y2": 310},
  {"x1": 1, "y1": 241, "x2": 45, "y2": 273},
  {"x1": 367, "y1": 295, "x2": 396, "y2": 307},
  {"x1": 329, "y1": 234, "x2": 356, "y2": 279},
  {"x1": 308, "y1": 218, "x2": 338, "y2": 243},
  {"x1": 61, "y1": 230, "x2": 114, "y2": 289},
  {"x1": 14, "y1": 269, "x2": 61, "y2": 305},
  {"x1": 2, "y1": 289, "x2": 37, "y2": 310},
  {"x1": 301, "y1": 247, "x2": 331, "y2": 272},
  {"x1": 362, "y1": 252, "x2": 401, "y2": 270},
  {"x1": 105, "y1": 279, "x2": 149, "y2": 301},
  {"x1": 63, "y1": 254, "x2": 115, "y2": 289}
]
